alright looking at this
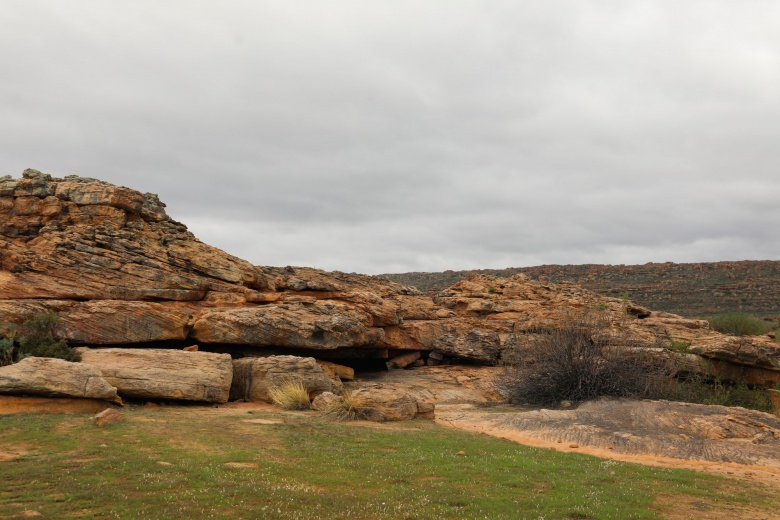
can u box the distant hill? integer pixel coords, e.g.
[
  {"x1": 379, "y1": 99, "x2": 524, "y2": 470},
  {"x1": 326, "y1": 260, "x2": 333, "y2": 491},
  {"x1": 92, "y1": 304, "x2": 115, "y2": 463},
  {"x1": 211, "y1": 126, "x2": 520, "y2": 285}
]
[{"x1": 380, "y1": 261, "x2": 780, "y2": 320}]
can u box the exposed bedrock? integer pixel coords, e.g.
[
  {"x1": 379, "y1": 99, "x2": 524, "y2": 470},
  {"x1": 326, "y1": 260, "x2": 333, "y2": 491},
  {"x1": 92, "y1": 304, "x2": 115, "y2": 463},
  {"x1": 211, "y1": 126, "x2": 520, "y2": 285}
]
[
  {"x1": 0, "y1": 357, "x2": 119, "y2": 402},
  {"x1": 0, "y1": 170, "x2": 777, "y2": 388}
]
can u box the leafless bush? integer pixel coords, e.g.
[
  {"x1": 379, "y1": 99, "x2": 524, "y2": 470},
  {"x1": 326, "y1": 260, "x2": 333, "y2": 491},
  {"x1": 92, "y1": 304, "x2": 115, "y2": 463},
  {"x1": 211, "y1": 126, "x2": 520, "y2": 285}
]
[{"x1": 500, "y1": 311, "x2": 672, "y2": 406}]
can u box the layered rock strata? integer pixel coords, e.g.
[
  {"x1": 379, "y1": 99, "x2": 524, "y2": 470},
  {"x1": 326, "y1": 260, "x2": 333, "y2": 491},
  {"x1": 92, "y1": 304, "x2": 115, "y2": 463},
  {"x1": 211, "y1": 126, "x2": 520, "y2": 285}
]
[{"x1": 0, "y1": 169, "x2": 778, "y2": 403}]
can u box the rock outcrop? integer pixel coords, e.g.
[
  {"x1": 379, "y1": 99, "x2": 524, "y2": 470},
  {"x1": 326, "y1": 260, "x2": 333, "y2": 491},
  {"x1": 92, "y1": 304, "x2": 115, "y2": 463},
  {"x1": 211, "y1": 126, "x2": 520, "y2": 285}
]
[
  {"x1": 0, "y1": 357, "x2": 119, "y2": 402},
  {"x1": 0, "y1": 168, "x2": 778, "y2": 407},
  {"x1": 76, "y1": 347, "x2": 233, "y2": 403}
]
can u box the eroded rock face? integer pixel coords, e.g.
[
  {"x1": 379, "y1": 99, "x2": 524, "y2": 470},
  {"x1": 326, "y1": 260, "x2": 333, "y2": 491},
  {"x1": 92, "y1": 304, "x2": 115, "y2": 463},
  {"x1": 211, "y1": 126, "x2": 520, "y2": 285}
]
[
  {"x1": 76, "y1": 347, "x2": 233, "y2": 403},
  {"x1": 192, "y1": 302, "x2": 383, "y2": 349},
  {"x1": 351, "y1": 387, "x2": 418, "y2": 422},
  {"x1": 230, "y1": 355, "x2": 334, "y2": 402},
  {"x1": 0, "y1": 357, "x2": 119, "y2": 402},
  {"x1": 0, "y1": 170, "x2": 777, "y2": 388},
  {"x1": 0, "y1": 169, "x2": 270, "y2": 303}
]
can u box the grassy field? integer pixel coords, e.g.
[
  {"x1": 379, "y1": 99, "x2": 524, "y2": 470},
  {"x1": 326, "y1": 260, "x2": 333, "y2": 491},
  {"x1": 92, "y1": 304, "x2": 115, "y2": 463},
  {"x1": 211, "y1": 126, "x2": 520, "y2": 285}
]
[{"x1": 1, "y1": 405, "x2": 778, "y2": 519}]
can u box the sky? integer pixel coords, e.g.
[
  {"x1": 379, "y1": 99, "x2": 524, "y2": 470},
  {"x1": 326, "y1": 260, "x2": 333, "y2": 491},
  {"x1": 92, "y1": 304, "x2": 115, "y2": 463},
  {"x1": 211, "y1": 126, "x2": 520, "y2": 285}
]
[{"x1": 1, "y1": 1, "x2": 779, "y2": 275}]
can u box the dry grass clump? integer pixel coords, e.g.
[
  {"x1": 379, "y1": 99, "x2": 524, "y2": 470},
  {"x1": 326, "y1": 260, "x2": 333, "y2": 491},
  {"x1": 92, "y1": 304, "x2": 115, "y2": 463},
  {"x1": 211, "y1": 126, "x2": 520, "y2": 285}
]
[
  {"x1": 269, "y1": 379, "x2": 311, "y2": 410},
  {"x1": 320, "y1": 391, "x2": 362, "y2": 421}
]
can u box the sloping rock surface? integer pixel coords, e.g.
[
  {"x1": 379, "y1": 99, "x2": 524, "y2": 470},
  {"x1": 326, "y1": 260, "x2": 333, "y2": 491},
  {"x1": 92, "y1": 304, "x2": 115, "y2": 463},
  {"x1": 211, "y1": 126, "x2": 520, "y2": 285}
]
[
  {"x1": 0, "y1": 357, "x2": 118, "y2": 402},
  {"x1": 76, "y1": 347, "x2": 233, "y2": 403},
  {"x1": 437, "y1": 398, "x2": 780, "y2": 471}
]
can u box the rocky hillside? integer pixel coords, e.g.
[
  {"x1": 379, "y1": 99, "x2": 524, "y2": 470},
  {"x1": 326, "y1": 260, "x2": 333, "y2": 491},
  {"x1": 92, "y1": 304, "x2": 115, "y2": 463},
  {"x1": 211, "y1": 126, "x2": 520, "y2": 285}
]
[
  {"x1": 381, "y1": 262, "x2": 780, "y2": 320},
  {"x1": 1, "y1": 169, "x2": 779, "y2": 411}
]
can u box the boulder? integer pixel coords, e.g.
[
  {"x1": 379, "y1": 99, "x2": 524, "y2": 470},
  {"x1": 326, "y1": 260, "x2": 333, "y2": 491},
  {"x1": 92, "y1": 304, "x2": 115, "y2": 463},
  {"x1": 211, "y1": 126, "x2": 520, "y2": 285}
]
[
  {"x1": 0, "y1": 357, "x2": 119, "y2": 402},
  {"x1": 93, "y1": 408, "x2": 125, "y2": 427},
  {"x1": 311, "y1": 391, "x2": 344, "y2": 411},
  {"x1": 230, "y1": 356, "x2": 334, "y2": 402},
  {"x1": 351, "y1": 387, "x2": 418, "y2": 422},
  {"x1": 76, "y1": 347, "x2": 232, "y2": 403},
  {"x1": 432, "y1": 329, "x2": 501, "y2": 364}
]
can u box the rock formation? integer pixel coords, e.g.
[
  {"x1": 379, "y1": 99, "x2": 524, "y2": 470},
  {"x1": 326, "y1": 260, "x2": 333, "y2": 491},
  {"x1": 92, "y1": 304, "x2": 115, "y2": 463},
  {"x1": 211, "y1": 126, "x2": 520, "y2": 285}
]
[
  {"x1": 0, "y1": 357, "x2": 119, "y2": 402},
  {"x1": 0, "y1": 169, "x2": 779, "y2": 409}
]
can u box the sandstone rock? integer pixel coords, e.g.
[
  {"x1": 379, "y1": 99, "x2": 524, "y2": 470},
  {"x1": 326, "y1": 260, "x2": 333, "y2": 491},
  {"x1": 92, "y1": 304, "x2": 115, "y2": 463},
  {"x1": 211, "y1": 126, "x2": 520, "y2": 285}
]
[
  {"x1": 0, "y1": 170, "x2": 271, "y2": 304},
  {"x1": 230, "y1": 356, "x2": 333, "y2": 402},
  {"x1": 0, "y1": 357, "x2": 119, "y2": 402},
  {"x1": 315, "y1": 360, "x2": 354, "y2": 380},
  {"x1": 432, "y1": 329, "x2": 501, "y2": 364},
  {"x1": 311, "y1": 391, "x2": 344, "y2": 411},
  {"x1": 351, "y1": 387, "x2": 418, "y2": 422},
  {"x1": 689, "y1": 335, "x2": 780, "y2": 371},
  {"x1": 94, "y1": 408, "x2": 125, "y2": 427},
  {"x1": 386, "y1": 351, "x2": 421, "y2": 370},
  {"x1": 192, "y1": 302, "x2": 383, "y2": 349},
  {"x1": 76, "y1": 347, "x2": 232, "y2": 403}
]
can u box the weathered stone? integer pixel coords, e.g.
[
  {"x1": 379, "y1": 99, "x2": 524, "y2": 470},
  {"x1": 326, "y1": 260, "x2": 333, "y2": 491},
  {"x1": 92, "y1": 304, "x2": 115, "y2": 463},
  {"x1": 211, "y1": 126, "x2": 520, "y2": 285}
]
[
  {"x1": 230, "y1": 356, "x2": 333, "y2": 402},
  {"x1": 0, "y1": 357, "x2": 119, "y2": 402},
  {"x1": 432, "y1": 329, "x2": 501, "y2": 364},
  {"x1": 386, "y1": 351, "x2": 421, "y2": 370},
  {"x1": 94, "y1": 408, "x2": 125, "y2": 427},
  {"x1": 315, "y1": 360, "x2": 354, "y2": 380},
  {"x1": 76, "y1": 347, "x2": 232, "y2": 403},
  {"x1": 689, "y1": 335, "x2": 780, "y2": 371},
  {"x1": 192, "y1": 302, "x2": 383, "y2": 349},
  {"x1": 351, "y1": 387, "x2": 418, "y2": 422},
  {"x1": 311, "y1": 391, "x2": 344, "y2": 411}
]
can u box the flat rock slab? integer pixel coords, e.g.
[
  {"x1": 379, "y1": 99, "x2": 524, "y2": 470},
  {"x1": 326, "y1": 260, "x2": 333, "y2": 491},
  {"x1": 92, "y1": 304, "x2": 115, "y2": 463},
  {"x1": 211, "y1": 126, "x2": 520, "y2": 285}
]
[
  {"x1": 0, "y1": 357, "x2": 119, "y2": 402},
  {"x1": 77, "y1": 347, "x2": 233, "y2": 403},
  {"x1": 436, "y1": 398, "x2": 780, "y2": 472},
  {"x1": 0, "y1": 395, "x2": 113, "y2": 415}
]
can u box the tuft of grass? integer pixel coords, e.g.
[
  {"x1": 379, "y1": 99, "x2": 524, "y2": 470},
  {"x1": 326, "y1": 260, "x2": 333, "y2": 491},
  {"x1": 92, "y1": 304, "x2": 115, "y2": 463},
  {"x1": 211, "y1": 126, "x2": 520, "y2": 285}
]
[
  {"x1": 667, "y1": 339, "x2": 691, "y2": 353},
  {"x1": 269, "y1": 379, "x2": 311, "y2": 410},
  {"x1": 707, "y1": 312, "x2": 772, "y2": 336},
  {"x1": 320, "y1": 391, "x2": 361, "y2": 421}
]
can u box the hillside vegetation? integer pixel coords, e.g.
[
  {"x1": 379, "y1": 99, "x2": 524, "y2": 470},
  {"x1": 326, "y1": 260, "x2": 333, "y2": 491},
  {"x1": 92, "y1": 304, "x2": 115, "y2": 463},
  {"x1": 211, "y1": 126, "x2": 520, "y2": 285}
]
[{"x1": 381, "y1": 260, "x2": 780, "y2": 320}]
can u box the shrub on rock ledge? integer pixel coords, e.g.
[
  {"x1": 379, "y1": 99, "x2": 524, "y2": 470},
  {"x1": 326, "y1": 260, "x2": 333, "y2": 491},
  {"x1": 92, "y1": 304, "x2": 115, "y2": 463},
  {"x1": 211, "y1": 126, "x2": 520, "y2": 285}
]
[
  {"x1": 0, "y1": 312, "x2": 79, "y2": 366},
  {"x1": 500, "y1": 311, "x2": 671, "y2": 406}
]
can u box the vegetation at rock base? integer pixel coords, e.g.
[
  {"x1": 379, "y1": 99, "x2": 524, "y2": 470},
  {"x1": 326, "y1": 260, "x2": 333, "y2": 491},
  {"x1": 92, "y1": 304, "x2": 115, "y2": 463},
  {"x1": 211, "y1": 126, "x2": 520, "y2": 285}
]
[
  {"x1": 1, "y1": 407, "x2": 778, "y2": 519},
  {"x1": 269, "y1": 379, "x2": 312, "y2": 410},
  {"x1": 500, "y1": 311, "x2": 672, "y2": 406},
  {"x1": 0, "y1": 312, "x2": 79, "y2": 367},
  {"x1": 707, "y1": 312, "x2": 773, "y2": 337},
  {"x1": 656, "y1": 374, "x2": 774, "y2": 413},
  {"x1": 319, "y1": 391, "x2": 361, "y2": 422}
]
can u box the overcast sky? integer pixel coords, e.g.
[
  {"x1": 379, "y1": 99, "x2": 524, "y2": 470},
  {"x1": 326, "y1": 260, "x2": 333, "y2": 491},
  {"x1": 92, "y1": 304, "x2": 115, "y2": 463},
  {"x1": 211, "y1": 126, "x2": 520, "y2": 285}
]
[{"x1": 2, "y1": 1, "x2": 779, "y2": 274}]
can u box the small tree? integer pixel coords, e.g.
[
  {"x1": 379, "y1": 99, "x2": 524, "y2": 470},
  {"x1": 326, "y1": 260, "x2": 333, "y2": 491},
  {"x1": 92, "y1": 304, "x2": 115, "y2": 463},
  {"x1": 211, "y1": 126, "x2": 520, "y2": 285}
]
[
  {"x1": 16, "y1": 312, "x2": 80, "y2": 362},
  {"x1": 500, "y1": 311, "x2": 670, "y2": 406}
]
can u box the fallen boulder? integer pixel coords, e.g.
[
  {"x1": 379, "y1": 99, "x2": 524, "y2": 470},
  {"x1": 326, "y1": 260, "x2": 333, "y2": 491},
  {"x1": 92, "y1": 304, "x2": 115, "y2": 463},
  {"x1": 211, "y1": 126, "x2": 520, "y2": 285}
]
[
  {"x1": 230, "y1": 355, "x2": 334, "y2": 402},
  {"x1": 351, "y1": 386, "x2": 419, "y2": 422},
  {"x1": 76, "y1": 347, "x2": 233, "y2": 403},
  {"x1": 0, "y1": 357, "x2": 119, "y2": 402}
]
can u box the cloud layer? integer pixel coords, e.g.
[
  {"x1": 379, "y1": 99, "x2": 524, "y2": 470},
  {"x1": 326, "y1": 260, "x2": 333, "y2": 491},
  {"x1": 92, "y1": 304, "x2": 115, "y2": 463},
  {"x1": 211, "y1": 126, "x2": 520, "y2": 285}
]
[{"x1": 2, "y1": 1, "x2": 779, "y2": 273}]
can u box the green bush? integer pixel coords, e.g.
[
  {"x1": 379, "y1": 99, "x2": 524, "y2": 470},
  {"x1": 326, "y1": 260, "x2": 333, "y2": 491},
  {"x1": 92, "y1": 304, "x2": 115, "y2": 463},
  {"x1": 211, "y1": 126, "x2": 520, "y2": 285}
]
[
  {"x1": 707, "y1": 312, "x2": 771, "y2": 336},
  {"x1": 0, "y1": 312, "x2": 79, "y2": 365},
  {"x1": 656, "y1": 373, "x2": 773, "y2": 413}
]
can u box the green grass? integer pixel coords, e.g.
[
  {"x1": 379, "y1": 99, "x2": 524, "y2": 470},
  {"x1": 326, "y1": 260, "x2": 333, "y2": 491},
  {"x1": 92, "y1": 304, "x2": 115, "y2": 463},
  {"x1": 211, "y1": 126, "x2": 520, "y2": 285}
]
[
  {"x1": 707, "y1": 312, "x2": 772, "y2": 336},
  {"x1": 0, "y1": 407, "x2": 777, "y2": 519}
]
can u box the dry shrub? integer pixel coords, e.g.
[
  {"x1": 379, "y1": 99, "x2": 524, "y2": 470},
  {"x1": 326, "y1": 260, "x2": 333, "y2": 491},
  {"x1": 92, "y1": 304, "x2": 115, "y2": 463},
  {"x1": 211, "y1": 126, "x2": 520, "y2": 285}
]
[
  {"x1": 320, "y1": 391, "x2": 361, "y2": 421},
  {"x1": 500, "y1": 311, "x2": 671, "y2": 406},
  {"x1": 269, "y1": 379, "x2": 311, "y2": 410}
]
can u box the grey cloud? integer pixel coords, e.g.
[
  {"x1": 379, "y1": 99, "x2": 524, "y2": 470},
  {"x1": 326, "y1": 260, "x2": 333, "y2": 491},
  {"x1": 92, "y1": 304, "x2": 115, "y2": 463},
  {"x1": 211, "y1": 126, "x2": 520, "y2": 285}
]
[{"x1": 1, "y1": 1, "x2": 779, "y2": 273}]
